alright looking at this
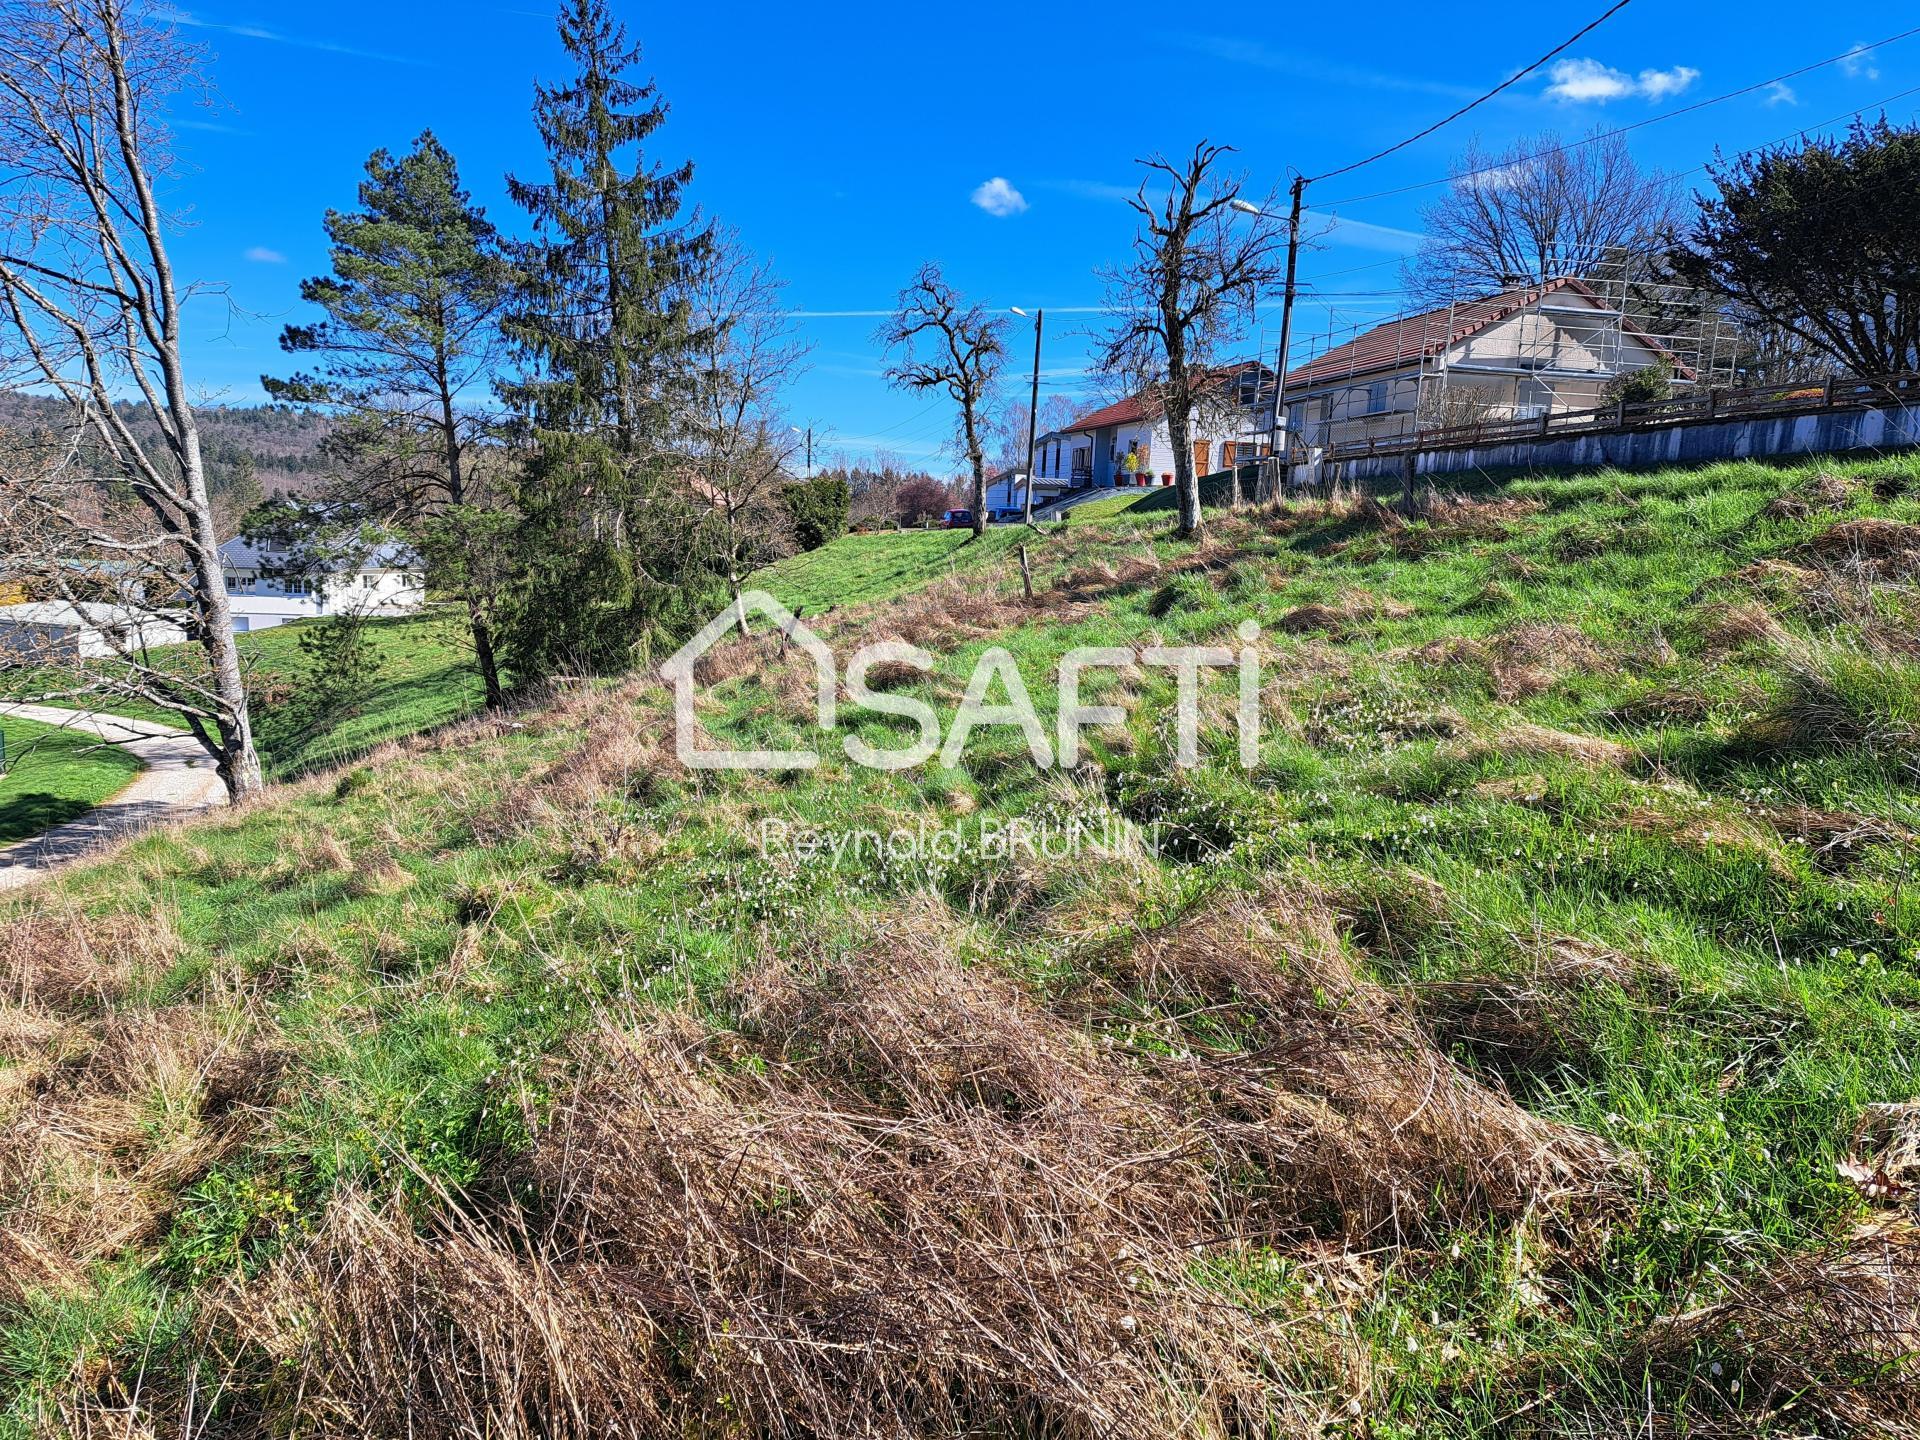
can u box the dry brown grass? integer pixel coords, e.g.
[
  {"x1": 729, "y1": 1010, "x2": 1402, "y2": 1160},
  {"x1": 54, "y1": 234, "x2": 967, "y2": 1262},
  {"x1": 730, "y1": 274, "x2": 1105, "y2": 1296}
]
[
  {"x1": 1408, "y1": 936, "x2": 1673, "y2": 1079},
  {"x1": 1418, "y1": 623, "x2": 1610, "y2": 700},
  {"x1": 1450, "y1": 721, "x2": 1636, "y2": 771},
  {"x1": 1276, "y1": 587, "x2": 1415, "y2": 636},
  {"x1": 1695, "y1": 600, "x2": 1788, "y2": 657},
  {"x1": 218, "y1": 910, "x2": 1374, "y2": 1439},
  {"x1": 0, "y1": 1002, "x2": 270, "y2": 1301},
  {"x1": 1795, "y1": 518, "x2": 1920, "y2": 581},
  {"x1": 179, "y1": 892, "x2": 1647, "y2": 1437},
  {"x1": 1613, "y1": 1220, "x2": 1920, "y2": 1439},
  {"x1": 1084, "y1": 889, "x2": 1642, "y2": 1248},
  {"x1": 1761, "y1": 471, "x2": 1857, "y2": 519},
  {"x1": 1763, "y1": 805, "x2": 1914, "y2": 873}
]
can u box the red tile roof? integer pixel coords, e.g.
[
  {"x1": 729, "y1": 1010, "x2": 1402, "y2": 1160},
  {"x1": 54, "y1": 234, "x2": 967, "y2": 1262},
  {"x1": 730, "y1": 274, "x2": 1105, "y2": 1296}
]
[
  {"x1": 1065, "y1": 394, "x2": 1149, "y2": 430},
  {"x1": 1282, "y1": 277, "x2": 1688, "y2": 390},
  {"x1": 1062, "y1": 361, "x2": 1274, "y2": 433}
]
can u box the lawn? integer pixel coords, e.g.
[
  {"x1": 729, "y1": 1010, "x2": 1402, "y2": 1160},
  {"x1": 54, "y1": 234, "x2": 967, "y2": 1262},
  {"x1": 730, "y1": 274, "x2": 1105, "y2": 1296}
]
[
  {"x1": 5, "y1": 453, "x2": 1920, "y2": 1436},
  {"x1": 0, "y1": 608, "x2": 485, "y2": 781},
  {"x1": 753, "y1": 523, "x2": 1031, "y2": 611},
  {"x1": 0, "y1": 715, "x2": 143, "y2": 844}
]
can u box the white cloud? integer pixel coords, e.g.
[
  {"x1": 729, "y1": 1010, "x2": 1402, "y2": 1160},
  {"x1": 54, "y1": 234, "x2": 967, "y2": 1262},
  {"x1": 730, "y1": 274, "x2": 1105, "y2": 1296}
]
[
  {"x1": 1174, "y1": 33, "x2": 1481, "y2": 101},
  {"x1": 1545, "y1": 57, "x2": 1698, "y2": 103},
  {"x1": 158, "y1": 7, "x2": 425, "y2": 64},
  {"x1": 1637, "y1": 65, "x2": 1700, "y2": 100},
  {"x1": 1765, "y1": 81, "x2": 1800, "y2": 107},
  {"x1": 244, "y1": 246, "x2": 286, "y2": 264},
  {"x1": 1840, "y1": 43, "x2": 1880, "y2": 81},
  {"x1": 970, "y1": 177, "x2": 1028, "y2": 217},
  {"x1": 1308, "y1": 213, "x2": 1426, "y2": 255}
]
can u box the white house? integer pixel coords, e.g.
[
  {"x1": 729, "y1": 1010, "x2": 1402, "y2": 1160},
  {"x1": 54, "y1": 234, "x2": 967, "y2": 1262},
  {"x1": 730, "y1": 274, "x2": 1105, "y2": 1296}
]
[
  {"x1": 1025, "y1": 362, "x2": 1278, "y2": 507},
  {"x1": 218, "y1": 536, "x2": 425, "y2": 633},
  {"x1": 0, "y1": 601, "x2": 187, "y2": 660},
  {"x1": 1281, "y1": 277, "x2": 1685, "y2": 459}
]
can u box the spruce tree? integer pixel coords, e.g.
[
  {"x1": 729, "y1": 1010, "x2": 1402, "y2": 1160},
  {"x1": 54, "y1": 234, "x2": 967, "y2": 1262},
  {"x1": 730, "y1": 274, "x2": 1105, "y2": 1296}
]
[
  {"x1": 499, "y1": 0, "x2": 723, "y2": 680},
  {"x1": 505, "y1": 0, "x2": 707, "y2": 452}
]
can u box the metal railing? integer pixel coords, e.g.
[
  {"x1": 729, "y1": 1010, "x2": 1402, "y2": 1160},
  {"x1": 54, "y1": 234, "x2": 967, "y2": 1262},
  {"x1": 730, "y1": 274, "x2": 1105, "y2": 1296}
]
[{"x1": 1321, "y1": 371, "x2": 1920, "y2": 464}]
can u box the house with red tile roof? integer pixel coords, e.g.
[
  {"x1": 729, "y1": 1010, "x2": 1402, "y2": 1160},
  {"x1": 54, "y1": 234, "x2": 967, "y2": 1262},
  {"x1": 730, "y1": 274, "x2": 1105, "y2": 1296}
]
[
  {"x1": 1015, "y1": 361, "x2": 1278, "y2": 506},
  {"x1": 1280, "y1": 278, "x2": 1683, "y2": 459}
]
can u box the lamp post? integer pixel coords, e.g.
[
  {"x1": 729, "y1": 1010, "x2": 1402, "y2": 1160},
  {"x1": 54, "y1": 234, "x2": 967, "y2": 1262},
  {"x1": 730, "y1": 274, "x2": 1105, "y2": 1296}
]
[
  {"x1": 1010, "y1": 306, "x2": 1043, "y2": 524},
  {"x1": 1234, "y1": 177, "x2": 1305, "y2": 505},
  {"x1": 789, "y1": 424, "x2": 814, "y2": 476}
]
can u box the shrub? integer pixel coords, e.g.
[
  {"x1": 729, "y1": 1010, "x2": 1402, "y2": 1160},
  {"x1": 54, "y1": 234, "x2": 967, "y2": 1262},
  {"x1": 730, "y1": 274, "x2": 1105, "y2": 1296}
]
[
  {"x1": 1601, "y1": 360, "x2": 1674, "y2": 407},
  {"x1": 781, "y1": 473, "x2": 851, "y2": 551}
]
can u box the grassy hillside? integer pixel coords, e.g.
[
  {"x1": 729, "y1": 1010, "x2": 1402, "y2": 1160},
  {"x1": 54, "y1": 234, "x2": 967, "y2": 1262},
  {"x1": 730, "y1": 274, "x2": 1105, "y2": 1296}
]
[
  {"x1": 0, "y1": 609, "x2": 485, "y2": 781},
  {"x1": 4, "y1": 454, "x2": 1920, "y2": 1436},
  {"x1": 0, "y1": 718, "x2": 143, "y2": 844}
]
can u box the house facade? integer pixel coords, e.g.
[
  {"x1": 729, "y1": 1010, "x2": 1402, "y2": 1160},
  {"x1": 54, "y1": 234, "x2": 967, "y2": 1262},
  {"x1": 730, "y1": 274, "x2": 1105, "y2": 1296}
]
[
  {"x1": 0, "y1": 601, "x2": 187, "y2": 660},
  {"x1": 218, "y1": 536, "x2": 425, "y2": 633},
  {"x1": 1023, "y1": 363, "x2": 1278, "y2": 506},
  {"x1": 1281, "y1": 278, "x2": 1682, "y2": 461}
]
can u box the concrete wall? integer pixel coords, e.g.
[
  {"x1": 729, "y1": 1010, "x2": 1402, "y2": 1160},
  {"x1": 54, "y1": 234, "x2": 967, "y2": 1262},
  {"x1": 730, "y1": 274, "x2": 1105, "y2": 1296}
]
[{"x1": 1328, "y1": 402, "x2": 1920, "y2": 486}]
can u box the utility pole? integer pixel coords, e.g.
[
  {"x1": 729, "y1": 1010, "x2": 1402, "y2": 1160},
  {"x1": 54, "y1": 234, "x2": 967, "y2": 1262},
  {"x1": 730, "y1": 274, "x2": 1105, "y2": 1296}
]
[
  {"x1": 1012, "y1": 306, "x2": 1043, "y2": 524},
  {"x1": 1266, "y1": 175, "x2": 1306, "y2": 506},
  {"x1": 790, "y1": 424, "x2": 815, "y2": 476}
]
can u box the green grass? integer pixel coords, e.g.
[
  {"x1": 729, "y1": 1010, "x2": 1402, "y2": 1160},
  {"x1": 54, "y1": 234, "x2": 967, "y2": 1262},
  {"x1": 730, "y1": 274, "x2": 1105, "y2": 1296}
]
[
  {"x1": 239, "y1": 610, "x2": 486, "y2": 776},
  {"x1": 6, "y1": 453, "x2": 1920, "y2": 1434},
  {"x1": 754, "y1": 525, "x2": 1030, "y2": 610},
  {"x1": 0, "y1": 716, "x2": 143, "y2": 844},
  {"x1": 0, "y1": 608, "x2": 484, "y2": 782}
]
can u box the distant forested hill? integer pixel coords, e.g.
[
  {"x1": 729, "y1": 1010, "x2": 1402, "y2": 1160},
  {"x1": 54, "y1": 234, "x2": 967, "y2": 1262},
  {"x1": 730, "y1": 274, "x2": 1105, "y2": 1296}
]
[{"x1": 0, "y1": 390, "x2": 335, "y2": 500}]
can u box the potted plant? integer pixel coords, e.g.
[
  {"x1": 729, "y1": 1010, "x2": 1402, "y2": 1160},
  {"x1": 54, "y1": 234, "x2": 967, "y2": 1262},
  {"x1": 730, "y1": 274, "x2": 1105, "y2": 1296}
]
[{"x1": 1122, "y1": 451, "x2": 1142, "y2": 485}]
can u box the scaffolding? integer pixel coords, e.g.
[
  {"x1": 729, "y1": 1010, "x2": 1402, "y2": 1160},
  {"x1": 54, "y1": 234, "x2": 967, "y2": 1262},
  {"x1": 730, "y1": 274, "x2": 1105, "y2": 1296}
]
[{"x1": 1281, "y1": 255, "x2": 1741, "y2": 460}]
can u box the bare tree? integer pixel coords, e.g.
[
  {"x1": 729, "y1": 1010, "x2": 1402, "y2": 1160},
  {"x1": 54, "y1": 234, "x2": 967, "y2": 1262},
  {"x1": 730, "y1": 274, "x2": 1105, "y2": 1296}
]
[
  {"x1": 1100, "y1": 142, "x2": 1287, "y2": 538},
  {"x1": 1404, "y1": 129, "x2": 1680, "y2": 304},
  {"x1": 877, "y1": 264, "x2": 1005, "y2": 539},
  {"x1": 989, "y1": 393, "x2": 1081, "y2": 475},
  {"x1": 0, "y1": 0, "x2": 263, "y2": 797},
  {"x1": 677, "y1": 231, "x2": 808, "y2": 633}
]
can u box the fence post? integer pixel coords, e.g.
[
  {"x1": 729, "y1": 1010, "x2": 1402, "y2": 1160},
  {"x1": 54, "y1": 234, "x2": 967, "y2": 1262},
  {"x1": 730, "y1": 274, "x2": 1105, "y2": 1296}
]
[
  {"x1": 1822, "y1": 375, "x2": 1836, "y2": 407},
  {"x1": 1018, "y1": 544, "x2": 1033, "y2": 602},
  {"x1": 1400, "y1": 449, "x2": 1417, "y2": 517},
  {"x1": 1705, "y1": 389, "x2": 1718, "y2": 418},
  {"x1": 1614, "y1": 399, "x2": 1628, "y2": 429}
]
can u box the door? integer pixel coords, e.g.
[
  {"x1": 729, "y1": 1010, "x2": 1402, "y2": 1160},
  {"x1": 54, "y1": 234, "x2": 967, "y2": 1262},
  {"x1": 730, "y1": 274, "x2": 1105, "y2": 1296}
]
[{"x1": 1193, "y1": 439, "x2": 1211, "y2": 475}]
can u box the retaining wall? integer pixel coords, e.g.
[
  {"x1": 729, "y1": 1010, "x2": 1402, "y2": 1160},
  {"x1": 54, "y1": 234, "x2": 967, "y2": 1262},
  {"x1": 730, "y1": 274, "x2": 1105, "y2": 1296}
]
[{"x1": 1330, "y1": 403, "x2": 1920, "y2": 484}]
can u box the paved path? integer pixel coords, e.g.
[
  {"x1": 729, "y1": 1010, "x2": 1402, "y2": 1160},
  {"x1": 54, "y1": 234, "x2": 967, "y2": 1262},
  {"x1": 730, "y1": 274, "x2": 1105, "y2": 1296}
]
[{"x1": 0, "y1": 705, "x2": 227, "y2": 893}]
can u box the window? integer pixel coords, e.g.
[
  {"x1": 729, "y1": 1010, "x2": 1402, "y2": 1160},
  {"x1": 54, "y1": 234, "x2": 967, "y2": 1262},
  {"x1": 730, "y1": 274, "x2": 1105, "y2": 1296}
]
[{"x1": 1365, "y1": 380, "x2": 1389, "y2": 414}]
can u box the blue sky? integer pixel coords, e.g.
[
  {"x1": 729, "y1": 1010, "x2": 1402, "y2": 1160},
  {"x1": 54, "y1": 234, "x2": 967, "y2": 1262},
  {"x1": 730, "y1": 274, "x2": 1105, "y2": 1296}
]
[{"x1": 159, "y1": 0, "x2": 1920, "y2": 469}]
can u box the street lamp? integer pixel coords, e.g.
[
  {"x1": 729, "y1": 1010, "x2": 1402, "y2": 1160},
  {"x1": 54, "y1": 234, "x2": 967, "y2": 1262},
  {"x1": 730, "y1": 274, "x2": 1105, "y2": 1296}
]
[
  {"x1": 1235, "y1": 178, "x2": 1307, "y2": 505},
  {"x1": 1010, "y1": 306, "x2": 1043, "y2": 524},
  {"x1": 789, "y1": 424, "x2": 813, "y2": 476}
]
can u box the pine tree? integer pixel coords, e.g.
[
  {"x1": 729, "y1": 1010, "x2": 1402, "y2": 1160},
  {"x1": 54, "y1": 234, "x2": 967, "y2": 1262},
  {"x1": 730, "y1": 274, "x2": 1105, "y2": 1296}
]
[{"x1": 265, "y1": 131, "x2": 512, "y2": 708}]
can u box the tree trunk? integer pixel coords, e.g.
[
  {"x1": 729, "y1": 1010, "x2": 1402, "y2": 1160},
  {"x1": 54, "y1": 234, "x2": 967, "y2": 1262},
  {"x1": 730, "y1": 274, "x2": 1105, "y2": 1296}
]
[
  {"x1": 731, "y1": 571, "x2": 751, "y2": 636},
  {"x1": 963, "y1": 407, "x2": 988, "y2": 538},
  {"x1": 181, "y1": 426, "x2": 264, "y2": 799},
  {"x1": 1165, "y1": 398, "x2": 1199, "y2": 540},
  {"x1": 441, "y1": 383, "x2": 506, "y2": 709}
]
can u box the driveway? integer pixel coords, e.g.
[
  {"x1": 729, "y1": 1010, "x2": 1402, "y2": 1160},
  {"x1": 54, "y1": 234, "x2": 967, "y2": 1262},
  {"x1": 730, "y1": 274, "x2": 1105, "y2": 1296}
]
[{"x1": 0, "y1": 705, "x2": 227, "y2": 893}]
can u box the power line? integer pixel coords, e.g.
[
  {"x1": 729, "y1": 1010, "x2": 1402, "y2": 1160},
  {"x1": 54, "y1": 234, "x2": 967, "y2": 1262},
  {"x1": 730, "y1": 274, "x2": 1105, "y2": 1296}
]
[
  {"x1": 1306, "y1": 0, "x2": 1636, "y2": 184},
  {"x1": 1319, "y1": 24, "x2": 1920, "y2": 205}
]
